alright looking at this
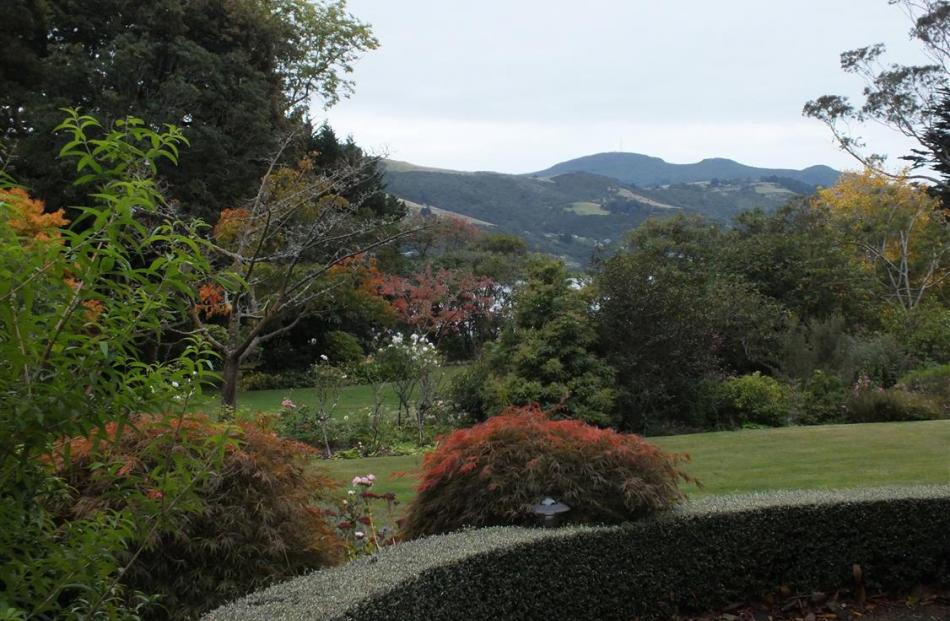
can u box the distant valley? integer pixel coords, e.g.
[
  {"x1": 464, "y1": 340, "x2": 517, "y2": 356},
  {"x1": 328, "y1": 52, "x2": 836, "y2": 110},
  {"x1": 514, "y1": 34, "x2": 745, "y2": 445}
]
[{"x1": 384, "y1": 152, "x2": 840, "y2": 265}]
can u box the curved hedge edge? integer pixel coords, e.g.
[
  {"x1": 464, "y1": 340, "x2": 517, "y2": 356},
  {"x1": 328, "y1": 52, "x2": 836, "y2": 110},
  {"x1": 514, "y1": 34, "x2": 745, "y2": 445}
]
[
  {"x1": 203, "y1": 486, "x2": 950, "y2": 621},
  {"x1": 203, "y1": 524, "x2": 584, "y2": 621},
  {"x1": 670, "y1": 485, "x2": 950, "y2": 515}
]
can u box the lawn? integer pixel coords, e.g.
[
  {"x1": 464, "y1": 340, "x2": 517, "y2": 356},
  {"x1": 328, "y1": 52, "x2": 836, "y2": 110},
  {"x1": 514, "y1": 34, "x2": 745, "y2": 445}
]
[
  {"x1": 194, "y1": 365, "x2": 467, "y2": 418},
  {"x1": 319, "y1": 420, "x2": 950, "y2": 505}
]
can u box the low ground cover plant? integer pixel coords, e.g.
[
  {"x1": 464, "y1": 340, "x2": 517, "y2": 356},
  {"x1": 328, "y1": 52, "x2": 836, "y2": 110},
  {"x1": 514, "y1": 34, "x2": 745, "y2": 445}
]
[{"x1": 402, "y1": 404, "x2": 693, "y2": 537}]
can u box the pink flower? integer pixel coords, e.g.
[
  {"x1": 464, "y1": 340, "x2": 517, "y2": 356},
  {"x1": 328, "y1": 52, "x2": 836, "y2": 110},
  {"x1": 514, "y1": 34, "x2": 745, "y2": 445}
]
[
  {"x1": 281, "y1": 398, "x2": 297, "y2": 409},
  {"x1": 352, "y1": 474, "x2": 375, "y2": 487}
]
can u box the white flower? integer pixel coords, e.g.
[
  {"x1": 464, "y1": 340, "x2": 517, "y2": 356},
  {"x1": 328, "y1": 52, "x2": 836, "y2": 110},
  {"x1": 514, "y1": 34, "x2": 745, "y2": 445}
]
[
  {"x1": 347, "y1": 490, "x2": 355, "y2": 496},
  {"x1": 309, "y1": 338, "x2": 318, "y2": 345},
  {"x1": 354, "y1": 531, "x2": 365, "y2": 539},
  {"x1": 171, "y1": 381, "x2": 180, "y2": 388},
  {"x1": 320, "y1": 354, "x2": 329, "y2": 361}
]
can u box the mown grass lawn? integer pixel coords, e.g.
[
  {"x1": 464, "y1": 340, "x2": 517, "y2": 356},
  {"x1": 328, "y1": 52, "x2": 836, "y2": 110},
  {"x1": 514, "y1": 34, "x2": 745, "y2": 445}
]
[
  {"x1": 319, "y1": 420, "x2": 950, "y2": 505},
  {"x1": 193, "y1": 365, "x2": 467, "y2": 418}
]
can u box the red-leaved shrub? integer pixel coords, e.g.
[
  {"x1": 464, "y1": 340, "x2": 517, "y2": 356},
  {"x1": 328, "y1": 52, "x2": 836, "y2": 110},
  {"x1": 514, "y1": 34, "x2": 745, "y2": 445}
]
[
  {"x1": 403, "y1": 405, "x2": 694, "y2": 537},
  {"x1": 52, "y1": 414, "x2": 343, "y2": 619}
]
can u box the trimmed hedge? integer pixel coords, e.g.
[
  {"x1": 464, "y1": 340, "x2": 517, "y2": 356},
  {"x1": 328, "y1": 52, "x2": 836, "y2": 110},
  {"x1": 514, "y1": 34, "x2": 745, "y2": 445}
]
[{"x1": 204, "y1": 487, "x2": 950, "y2": 621}]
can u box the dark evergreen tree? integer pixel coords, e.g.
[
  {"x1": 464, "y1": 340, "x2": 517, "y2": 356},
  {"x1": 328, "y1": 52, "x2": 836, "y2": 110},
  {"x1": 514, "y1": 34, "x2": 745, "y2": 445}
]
[
  {"x1": 906, "y1": 89, "x2": 950, "y2": 213},
  {"x1": 0, "y1": 0, "x2": 377, "y2": 220}
]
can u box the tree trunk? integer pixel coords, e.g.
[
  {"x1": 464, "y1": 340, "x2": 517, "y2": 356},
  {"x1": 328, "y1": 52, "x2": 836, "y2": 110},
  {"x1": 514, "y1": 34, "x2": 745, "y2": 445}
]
[{"x1": 221, "y1": 354, "x2": 241, "y2": 408}]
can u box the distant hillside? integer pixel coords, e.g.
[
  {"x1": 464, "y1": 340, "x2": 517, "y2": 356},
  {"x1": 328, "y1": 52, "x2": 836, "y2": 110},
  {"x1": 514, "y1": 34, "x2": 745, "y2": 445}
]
[
  {"x1": 383, "y1": 155, "x2": 838, "y2": 266},
  {"x1": 530, "y1": 152, "x2": 839, "y2": 188}
]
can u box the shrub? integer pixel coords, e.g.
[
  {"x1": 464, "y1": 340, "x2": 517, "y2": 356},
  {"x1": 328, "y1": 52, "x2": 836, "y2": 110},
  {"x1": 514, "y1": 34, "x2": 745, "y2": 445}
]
[
  {"x1": 845, "y1": 388, "x2": 943, "y2": 423},
  {"x1": 204, "y1": 487, "x2": 950, "y2": 621},
  {"x1": 883, "y1": 301, "x2": 950, "y2": 365},
  {"x1": 792, "y1": 370, "x2": 848, "y2": 425},
  {"x1": 0, "y1": 113, "x2": 216, "y2": 619},
  {"x1": 324, "y1": 330, "x2": 365, "y2": 368},
  {"x1": 447, "y1": 358, "x2": 494, "y2": 422},
  {"x1": 55, "y1": 414, "x2": 344, "y2": 620},
  {"x1": 839, "y1": 332, "x2": 914, "y2": 387},
  {"x1": 777, "y1": 315, "x2": 852, "y2": 382},
  {"x1": 899, "y1": 364, "x2": 950, "y2": 401},
  {"x1": 697, "y1": 373, "x2": 790, "y2": 429},
  {"x1": 401, "y1": 405, "x2": 692, "y2": 537},
  {"x1": 464, "y1": 257, "x2": 617, "y2": 426},
  {"x1": 238, "y1": 369, "x2": 312, "y2": 391},
  {"x1": 275, "y1": 403, "x2": 331, "y2": 449}
]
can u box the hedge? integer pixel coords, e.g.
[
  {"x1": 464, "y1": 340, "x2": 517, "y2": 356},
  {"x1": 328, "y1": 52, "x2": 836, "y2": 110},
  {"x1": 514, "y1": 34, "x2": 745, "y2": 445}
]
[{"x1": 204, "y1": 486, "x2": 950, "y2": 621}]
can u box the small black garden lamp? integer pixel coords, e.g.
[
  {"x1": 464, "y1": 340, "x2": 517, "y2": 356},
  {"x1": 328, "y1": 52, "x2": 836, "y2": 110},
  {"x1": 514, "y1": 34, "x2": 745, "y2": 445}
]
[{"x1": 530, "y1": 497, "x2": 570, "y2": 527}]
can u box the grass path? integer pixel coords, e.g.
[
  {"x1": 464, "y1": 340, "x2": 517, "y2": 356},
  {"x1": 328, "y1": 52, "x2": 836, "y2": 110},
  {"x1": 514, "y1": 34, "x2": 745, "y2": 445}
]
[{"x1": 320, "y1": 420, "x2": 950, "y2": 505}]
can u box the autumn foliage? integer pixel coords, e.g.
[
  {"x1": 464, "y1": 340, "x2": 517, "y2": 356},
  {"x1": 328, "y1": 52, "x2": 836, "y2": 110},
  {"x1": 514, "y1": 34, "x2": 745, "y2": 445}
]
[
  {"x1": 196, "y1": 282, "x2": 231, "y2": 318},
  {"x1": 402, "y1": 405, "x2": 694, "y2": 537},
  {"x1": 371, "y1": 266, "x2": 497, "y2": 341},
  {"x1": 52, "y1": 415, "x2": 343, "y2": 619},
  {"x1": 0, "y1": 187, "x2": 68, "y2": 242},
  {"x1": 211, "y1": 207, "x2": 250, "y2": 243}
]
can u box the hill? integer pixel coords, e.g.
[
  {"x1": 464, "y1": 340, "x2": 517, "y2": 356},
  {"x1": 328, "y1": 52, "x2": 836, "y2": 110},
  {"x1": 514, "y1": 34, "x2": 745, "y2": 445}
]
[
  {"x1": 383, "y1": 154, "x2": 839, "y2": 265},
  {"x1": 530, "y1": 152, "x2": 840, "y2": 188}
]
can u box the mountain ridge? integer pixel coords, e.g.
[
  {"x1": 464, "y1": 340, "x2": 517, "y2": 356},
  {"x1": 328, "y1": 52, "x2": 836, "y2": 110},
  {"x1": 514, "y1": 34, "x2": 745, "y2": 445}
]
[
  {"x1": 529, "y1": 151, "x2": 839, "y2": 187},
  {"x1": 382, "y1": 153, "x2": 839, "y2": 265}
]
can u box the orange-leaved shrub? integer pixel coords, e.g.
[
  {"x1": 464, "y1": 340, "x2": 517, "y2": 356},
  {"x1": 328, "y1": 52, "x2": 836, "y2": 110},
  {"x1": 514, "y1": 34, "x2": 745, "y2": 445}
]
[
  {"x1": 402, "y1": 405, "x2": 694, "y2": 538},
  {"x1": 52, "y1": 414, "x2": 343, "y2": 620}
]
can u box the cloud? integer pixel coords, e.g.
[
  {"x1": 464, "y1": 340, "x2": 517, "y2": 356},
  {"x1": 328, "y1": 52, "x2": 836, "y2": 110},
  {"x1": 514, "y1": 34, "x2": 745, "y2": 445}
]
[{"x1": 314, "y1": 1, "x2": 928, "y2": 174}]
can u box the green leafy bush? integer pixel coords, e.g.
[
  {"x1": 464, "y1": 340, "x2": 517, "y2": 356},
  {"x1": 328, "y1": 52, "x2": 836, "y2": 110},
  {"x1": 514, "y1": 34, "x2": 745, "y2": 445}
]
[
  {"x1": 793, "y1": 370, "x2": 848, "y2": 425},
  {"x1": 839, "y1": 333, "x2": 914, "y2": 387},
  {"x1": 447, "y1": 358, "x2": 494, "y2": 423},
  {"x1": 459, "y1": 257, "x2": 617, "y2": 425},
  {"x1": 697, "y1": 373, "x2": 790, "y2": 429},
  {"x1": 883, "y1": 301, "x2": 950, "y2": 365},
  {"x1": 0, "y1": 112, "x2": 216, "y2": 619},
  {"x1": 845, "y1": 388, "x2": 943, "y2": 423},
  {"x1": 324, "y1": 330, "x2": 365, "y2": 368},
  {"x1": 204, "y1": 487, "x2": 950, "y2": 621},
  {"x1": 899, "y1": 364, "x2": 950, "y2": 401},
  {"x1": 402, "y1": 405, "x2": 692, "y2": 538},
  {"x1": 55, "y1": 415, "x2": 344, "y2": 620},
  {"x1": 238, "y1": 369, "x2": 312, "y2": 391}
]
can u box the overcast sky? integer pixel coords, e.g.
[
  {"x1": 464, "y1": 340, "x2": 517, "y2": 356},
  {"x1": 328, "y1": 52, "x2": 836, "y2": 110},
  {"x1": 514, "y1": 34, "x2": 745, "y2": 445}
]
[{"x1": 316, "y1": 1, "x2": 928, "y2": 174}]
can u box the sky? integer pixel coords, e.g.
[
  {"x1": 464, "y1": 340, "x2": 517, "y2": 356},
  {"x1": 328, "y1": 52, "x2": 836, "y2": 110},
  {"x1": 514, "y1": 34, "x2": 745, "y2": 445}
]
[{"x1": 315, "y1": 1, "x2": 929, "y2": 174}]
